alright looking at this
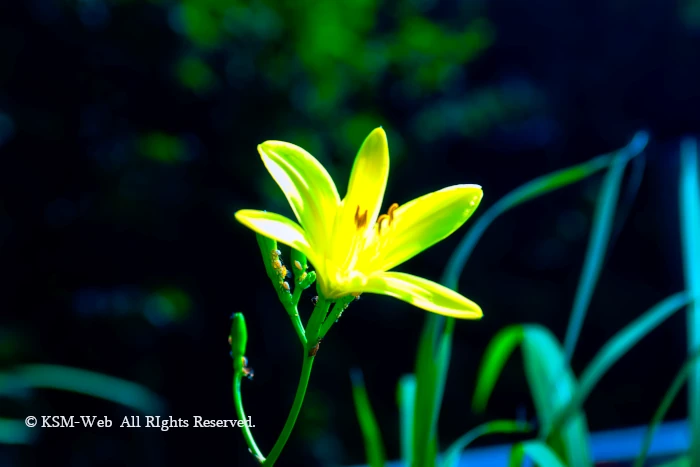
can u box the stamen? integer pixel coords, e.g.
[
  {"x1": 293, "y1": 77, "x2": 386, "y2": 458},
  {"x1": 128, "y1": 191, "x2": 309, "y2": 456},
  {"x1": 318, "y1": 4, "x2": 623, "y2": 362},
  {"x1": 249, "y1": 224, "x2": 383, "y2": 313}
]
[
  {"x1": 387, "y1": 203, "x2": 399, "y2": 223},
  {"x1": 376, "y1": 203, "x2": 400, "y2": 235},
  {"x1": 376, "y1": 214, "x2": 390, "y2": 234},
  {"x1": 354, "y1": 205, "x2": 368, "y2": 229}
]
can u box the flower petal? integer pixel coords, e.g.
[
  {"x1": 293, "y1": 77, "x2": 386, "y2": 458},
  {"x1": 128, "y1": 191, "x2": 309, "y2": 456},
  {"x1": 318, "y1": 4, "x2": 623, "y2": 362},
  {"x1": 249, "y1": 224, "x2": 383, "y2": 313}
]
[
  {"x1": 234, "y1": 209, "x2": 317, "y2": 263},
  {"x1": 337, "y1": 127, "x2": 390, "y2": 233},
  {"x1": 258, "y1": 141, "x2": 340, "y2": 249},
  {"x1": 362, "y1": 272, "x2": 483, "y2": 319},
  {"x1": 369, "y1": 184, "x2": 483, "y2": 271}
]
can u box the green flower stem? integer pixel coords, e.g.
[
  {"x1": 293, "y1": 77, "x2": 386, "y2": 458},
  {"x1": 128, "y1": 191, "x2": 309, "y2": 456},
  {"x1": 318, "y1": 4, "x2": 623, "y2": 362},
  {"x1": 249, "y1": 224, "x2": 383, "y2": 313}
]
[
  {"x1": 263, "y1": 296, "x2": 330, "y2": 466},
  {"x1": 282, "y1": 301, "x2": 307, "y2": 347},
  {"x1": 318, "y1": 302, "x2": 342, "y2": 339},
  {"x1": 263, "y1": 350, "x2": 318, "y2": 466},
  {"x1": 291, "y1": 284, "x2": 303, "y2": 307},
  {"x1": 233, "y1": 373, "x2": 265, "y2": 463}
]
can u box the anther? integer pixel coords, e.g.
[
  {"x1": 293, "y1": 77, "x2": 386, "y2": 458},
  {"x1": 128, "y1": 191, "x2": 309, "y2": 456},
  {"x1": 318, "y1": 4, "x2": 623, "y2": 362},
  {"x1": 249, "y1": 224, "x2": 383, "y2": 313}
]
[
  {"x1": 294, "y1": 260, "x2": 303, "y2": 271},
  {"x1": 387, "y1": 203, "x2": 399, "y2": 222},
  {"x1": 354, "y1": 205, "x2": 368, "y2": 229}
]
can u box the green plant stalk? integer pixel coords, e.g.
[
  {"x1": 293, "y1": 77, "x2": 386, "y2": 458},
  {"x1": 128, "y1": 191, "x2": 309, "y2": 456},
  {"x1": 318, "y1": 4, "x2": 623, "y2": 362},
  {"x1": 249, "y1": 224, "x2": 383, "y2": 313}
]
[
  {"x1": 411, "y1": 150, "x2": 626, "y2": 467},
  {"x1": 545, "y1": 291, "x2": 690, "y2": 438},
  {"x1": 281, "y1": 296, "x2": 307, "y2": 347},
  {"x1": 233, "y1": 373, "x2": 265, "y2": 462},
  {"x1": 262, "y1": 350, "x2": 315, "y2": 466},
  {"x1": 291, "y1": 284, "x2": 303, "y2": 306},
  {"x1": 634, "y1": 348, "x2": 700, "y2": 467},
  {"x1": 263, "y1": 296, "x2": 330, "y2": 466},
  {"x1": 563, "y1": 131, "x2": 648, "y2": 360},
  {"x1": 679, "y1": 137, "x2": 700, "y2": 467},
  {"x1": 0, "y1": 364, "x2": 165, "y2": 415}
]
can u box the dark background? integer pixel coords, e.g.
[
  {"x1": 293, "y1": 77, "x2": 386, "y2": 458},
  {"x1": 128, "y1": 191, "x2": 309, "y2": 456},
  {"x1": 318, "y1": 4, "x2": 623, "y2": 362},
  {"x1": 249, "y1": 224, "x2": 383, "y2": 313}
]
[{"x1": 1, "y1": 0, "x2": 699, "y2": 466}]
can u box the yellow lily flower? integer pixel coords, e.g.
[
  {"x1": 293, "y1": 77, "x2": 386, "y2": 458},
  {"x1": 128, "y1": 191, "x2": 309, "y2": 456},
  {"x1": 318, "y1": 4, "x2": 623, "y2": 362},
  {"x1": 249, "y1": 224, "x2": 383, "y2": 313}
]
[{"x1": 235, "y1": 128, "x2": 483, "y2": 319}]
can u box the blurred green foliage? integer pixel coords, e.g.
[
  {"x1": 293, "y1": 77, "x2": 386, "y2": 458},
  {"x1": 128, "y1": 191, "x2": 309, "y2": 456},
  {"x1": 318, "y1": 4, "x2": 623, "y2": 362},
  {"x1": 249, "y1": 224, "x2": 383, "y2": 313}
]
[{"x1": 166, "y1": 0, "x2": 508, "y2": 204}]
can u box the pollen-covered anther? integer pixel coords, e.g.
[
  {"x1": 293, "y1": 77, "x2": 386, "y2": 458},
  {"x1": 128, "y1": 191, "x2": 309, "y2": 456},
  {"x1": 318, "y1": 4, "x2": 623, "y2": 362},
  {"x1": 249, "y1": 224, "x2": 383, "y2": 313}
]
[
  {"x1": 294, "y1": 260, "x2": 303, "y2": 271},
  {"x1": 298, "y1": 271, "x2": 307, "y2": 284},
  {"x1": 272, "y1": 259, "x2": 282, "y2": 269},
  {"x1": 376, "y1": 202, "x2": 400, "y2": 235},
  {"x1": 354, "y1": 205, "x2": 368, "y2": 229},
  {"x1": 271, "y1": 249, "x2": 281, "y2": 260}
]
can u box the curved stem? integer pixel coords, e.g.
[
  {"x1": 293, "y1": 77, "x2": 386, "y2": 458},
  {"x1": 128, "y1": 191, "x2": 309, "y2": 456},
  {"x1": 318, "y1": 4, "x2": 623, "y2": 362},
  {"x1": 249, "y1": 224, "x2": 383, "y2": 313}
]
[
  {"x1": 262, "y1": 353, "x2": 315, "y2": 466},
  {"x1": 233, "y1": 374, "x2": 265, "y2": 463},
  {"x1": 283, "y1": 301, "x2": 307, "y2": 347}
]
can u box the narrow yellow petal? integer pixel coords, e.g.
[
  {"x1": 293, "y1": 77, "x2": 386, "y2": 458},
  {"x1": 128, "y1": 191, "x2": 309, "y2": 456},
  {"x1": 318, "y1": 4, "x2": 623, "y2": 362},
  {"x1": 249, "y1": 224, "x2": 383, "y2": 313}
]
[
  {"x1": 234, "y1": 209, "x2": 317, "y2": 264},
  {"x1": 367, "y1": 185, "x2": 483, "y2": 272},
  {"x1": 338, "y1": 127, "x2": 390, "y2": 233},
  {"x1": 258, "y1": 141, "x2": 340, "y2": 249},
  {"x1": 362, "y1": 272, "x2": 483, "y2": 319}
]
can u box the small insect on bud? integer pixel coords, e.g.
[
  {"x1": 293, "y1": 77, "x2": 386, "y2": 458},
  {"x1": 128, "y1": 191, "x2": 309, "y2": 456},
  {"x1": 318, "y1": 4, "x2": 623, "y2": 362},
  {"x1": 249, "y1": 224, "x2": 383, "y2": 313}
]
[
  {"x1": 282, "y1": 281, "x2": 291, "y2": 291},
  {"x1": 294, "y1": 260, "x2": 303, "y2": 271},
  {"x1": 311, "y1": 296, "x2": 319, "y2": 305}
]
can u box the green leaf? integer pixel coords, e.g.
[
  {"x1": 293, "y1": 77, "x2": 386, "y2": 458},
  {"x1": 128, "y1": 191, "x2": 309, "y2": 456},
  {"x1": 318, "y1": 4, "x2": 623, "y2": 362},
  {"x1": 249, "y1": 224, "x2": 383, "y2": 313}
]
[
  {"x1": 443, "y1": 153, "x2": 607, "y2": 291},
  {"x1": 679, "y1": 137, "x2": 700, "y2": 467},
  {"x1": 397, "y1": 374, "x2": 416, "y2": 467},
  {"x1": 412, "y1": 315, "x2": 454, "y2": 467},
  {"x1": 0, "y1": 364, "x2": 165, "y2": 415},
  {"x1": 634, "y1": 348, "x2": 700, "y2": 467},
  {"x1": 441, "y1": 420, "x2": 532, "y2": 467},
  {"x1": 509, "y1": 441, "x2": 567, "y2": 467},
  {"x1": 442, "y1": 131, "x2": 648, "y2": 292},
  {"x1": 350, "y1": 369, "x2": 387, "y2": 467},
  {"x1": 0, "y1": 418, "x2": 35, "y2": 445},
  {"x1": 546, "y1": 292, "x2": 690, "y2": 438},
  {"x1": 472, "y1": 325, "x2": 591, "y2": 467},
  {"x1": 656, "y1": 457, "x2": 691, "y2": 467},
  {"x1": 563, "y1": 131, "x2": 649, "y2": 359}
]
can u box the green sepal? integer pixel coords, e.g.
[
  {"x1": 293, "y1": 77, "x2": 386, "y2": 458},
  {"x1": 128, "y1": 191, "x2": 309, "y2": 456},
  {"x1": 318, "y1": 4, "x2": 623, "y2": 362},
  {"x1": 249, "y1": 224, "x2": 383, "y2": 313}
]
[{"x1": 230, "y1": 312, "x2": 248, "y2": 373}]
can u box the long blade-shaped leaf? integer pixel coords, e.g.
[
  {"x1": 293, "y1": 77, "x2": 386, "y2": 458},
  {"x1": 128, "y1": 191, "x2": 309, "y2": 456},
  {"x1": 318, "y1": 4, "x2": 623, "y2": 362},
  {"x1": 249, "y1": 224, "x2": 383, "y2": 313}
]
[
  {"x1": 0, "y1": 418, "x2": 35, "y2": 445},
  {"x1": 679, "y1": 137, "x2": 700, "y2": 467},
  {"x1": 412, "y1": 315, "x2": 454, "y2": 467},
  {"x1": 563, "y1": 131, "x2": 649, "y2": 359},
  {"x1": 547, "y1": 292, "x2": 690, "y2": 438},
  {"x1": 509, "y1": 441, "x2": 567, "y2": 467},
  {"x1": 0, "y1": 364, "x2": 165, "y2": 415},
  {"x1": 634, "y1": 349, "x2": 700, "y2": 467},
  {"x1": 397, "y1": 374, "x2": 416, "y2": 466},
  {"x1": 441, "y1": 420, "x2": 531, "y2": 467},
  {"x1": 442, "y1": 133, "x2": 648, "y2": 292},
  {"x1": 350, "y1": 369, "x2": 387, "y2": 467},
  {"x1": 472, "y1": 325, "x2": 591, "y2": 466}
]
